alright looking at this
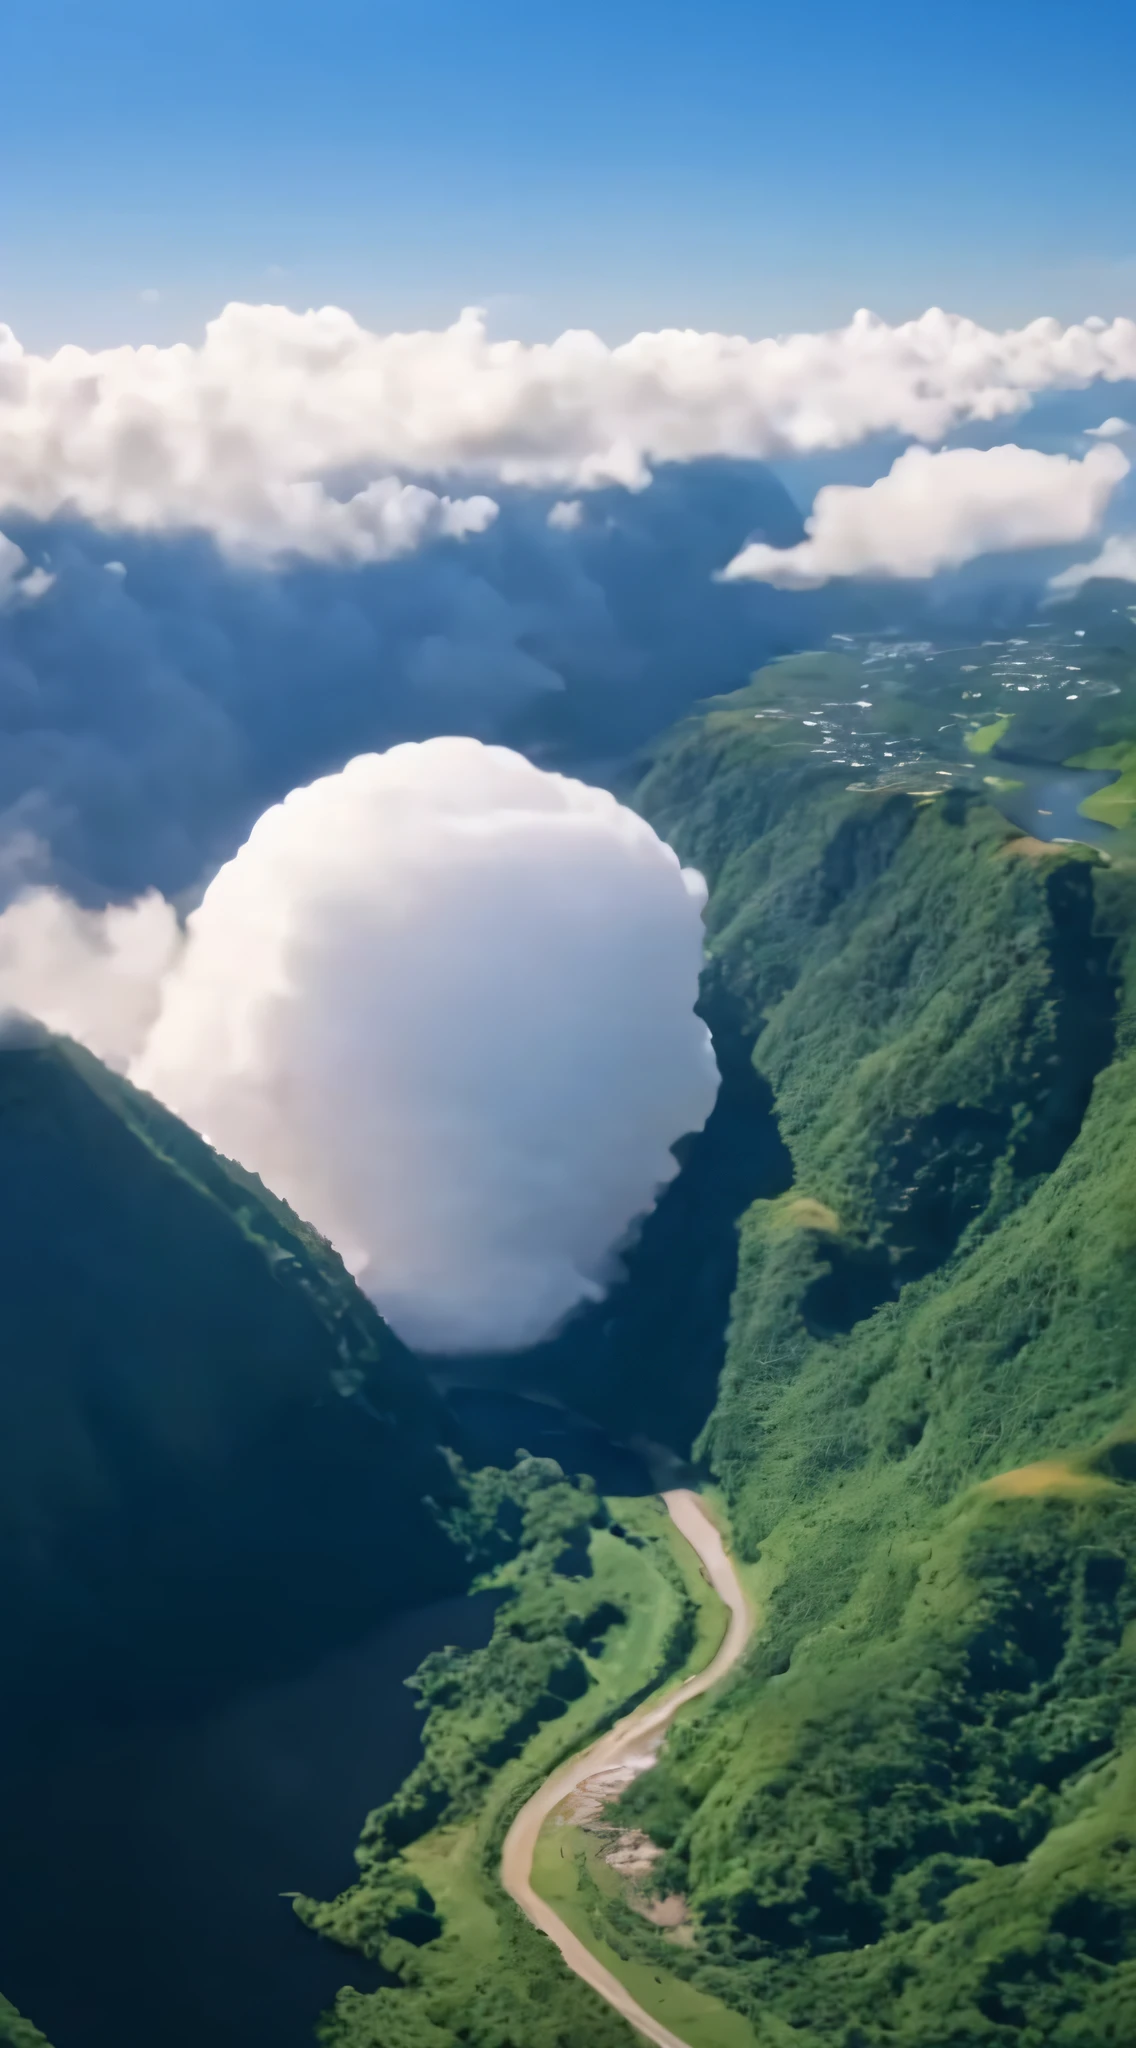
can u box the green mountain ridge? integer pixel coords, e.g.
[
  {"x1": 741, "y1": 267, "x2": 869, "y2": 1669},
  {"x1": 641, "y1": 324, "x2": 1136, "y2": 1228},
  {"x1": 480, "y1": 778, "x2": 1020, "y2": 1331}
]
[
  {"x1": 597, "y1": 668, "x2": 1136, "y2": 2044},
  {"x1": 0, "y1": 1021, "x2": 463, "y2": 1723}
]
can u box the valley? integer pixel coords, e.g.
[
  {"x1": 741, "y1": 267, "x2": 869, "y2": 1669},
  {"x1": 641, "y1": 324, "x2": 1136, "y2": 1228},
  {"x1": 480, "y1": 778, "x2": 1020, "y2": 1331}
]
[
  {"x1": 317, "y1": 639, "x2": 1136, "y2": 2046},
  {"x1": 4, "y1": 623, "x2": 1136, "y2": 2047}
]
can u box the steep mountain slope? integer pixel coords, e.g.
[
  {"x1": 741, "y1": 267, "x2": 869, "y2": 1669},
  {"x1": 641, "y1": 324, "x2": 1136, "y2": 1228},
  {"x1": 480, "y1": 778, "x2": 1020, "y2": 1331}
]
[
  {"x1": 595, "y1": 668, "x2": 1136, "y2": 2043},
  {"x1": 0, "y1": 1021, "x2": 462, "y2": 1723}
]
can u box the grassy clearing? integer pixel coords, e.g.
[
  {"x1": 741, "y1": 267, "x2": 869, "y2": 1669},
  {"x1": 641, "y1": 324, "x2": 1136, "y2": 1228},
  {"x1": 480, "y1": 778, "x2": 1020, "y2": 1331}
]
[
  {"x1": 976, "y1": 1459, "x2": 1117, "y2": 1500},
  {"x1": 1069, "y1": 742, "x2": 1136, "y2": 828},
  {"x1": 965, "y1": 715, "x2": 1012, "y2": 754},
  {"x1": 998, "y1": 834, "x2": 1066, "y2": 859},
  {"x1": 532, "y1": 1822, "x2": 762, "y2": 2048}
]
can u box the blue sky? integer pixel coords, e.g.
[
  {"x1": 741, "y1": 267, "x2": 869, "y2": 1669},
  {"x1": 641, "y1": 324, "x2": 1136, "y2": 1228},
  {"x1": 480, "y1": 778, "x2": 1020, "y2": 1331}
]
[{"x1": 3, "y1": 0, "x2": 1136, "y2": 349}]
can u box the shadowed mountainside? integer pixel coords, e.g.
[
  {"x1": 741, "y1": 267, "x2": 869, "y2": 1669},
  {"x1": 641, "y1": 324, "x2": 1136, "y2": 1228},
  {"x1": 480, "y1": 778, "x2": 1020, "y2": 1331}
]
[{"x1": 0, "y1": 1023, "x2": 464, "y2": 1726}]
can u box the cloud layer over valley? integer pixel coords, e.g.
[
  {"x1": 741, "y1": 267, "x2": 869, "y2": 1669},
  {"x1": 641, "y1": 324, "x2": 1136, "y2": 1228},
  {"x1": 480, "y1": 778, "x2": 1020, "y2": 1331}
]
[
  {"x1": 0, "y1": 459, "x2": 811, "y2": 902},
  {"x1": 4, "y1": 300, "x2": 1136, "y2": 915},
  {"x1": 0, "y1": 742, "x2": 719, "y2": 1353},
  {"x1": 5, "y1": 300, "x2": 1136, "y2": 1358},
  {"x1": 5, "y1": 303, "x2": 1136, "y2": 558}
]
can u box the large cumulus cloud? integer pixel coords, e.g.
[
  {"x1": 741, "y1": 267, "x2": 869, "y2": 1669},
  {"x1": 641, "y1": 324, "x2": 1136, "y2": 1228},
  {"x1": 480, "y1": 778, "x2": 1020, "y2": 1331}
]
[
  {"x1": 3, "y1": 304, "x2": 1136, "y2": 560},
  {"x1": 7, "y1": 299, "x2": 1136, "y2": 909},
  {"x1": 720, "y1": 442, "x2": 1129, "y2": 588},
  {"x1": 0, "y1": 742, "x2": 719, "y2": 1352}
]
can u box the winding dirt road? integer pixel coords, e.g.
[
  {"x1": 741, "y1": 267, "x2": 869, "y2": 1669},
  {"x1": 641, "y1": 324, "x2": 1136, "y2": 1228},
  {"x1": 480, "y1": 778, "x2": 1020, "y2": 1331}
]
[{"x1": 500, "y1": 1489, "x2": 752, "y2": 2048}]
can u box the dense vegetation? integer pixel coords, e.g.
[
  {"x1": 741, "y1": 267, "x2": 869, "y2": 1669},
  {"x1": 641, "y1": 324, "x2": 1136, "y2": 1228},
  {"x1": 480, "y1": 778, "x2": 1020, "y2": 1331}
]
[
  {"x1": 587, "y1": 659, "x2": 1136, "y2": 2044},
  {"x1": 296, "y1": 1457, "x2": 715, "y2": 2048},
  {"x1": 299, "y1": 644, "x2": 1136, "y2": 2047},
  {"x1": 0, "y1": 1025, "x2": 462, "y2": 1723}
]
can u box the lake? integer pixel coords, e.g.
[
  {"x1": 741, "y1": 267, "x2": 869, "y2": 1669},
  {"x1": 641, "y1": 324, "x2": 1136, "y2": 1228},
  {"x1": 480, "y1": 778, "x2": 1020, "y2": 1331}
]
[
  {"x1": 0, "y1": 1394, "x2": 648, "y2": 2048},
  {"x1": 0, "y1": 1590, "x2": 498, "y2": 2048},
  {"x1": 985, "y1": 759, "x2": 1117, "y2": 848}
]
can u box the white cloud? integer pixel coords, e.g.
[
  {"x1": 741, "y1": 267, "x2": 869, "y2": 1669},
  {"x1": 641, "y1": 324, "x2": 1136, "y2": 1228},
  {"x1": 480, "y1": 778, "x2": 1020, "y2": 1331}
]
[
  {"x1": 0, "y1": 887, "x2": 180, "y2": 1068},
  {"x1": 3, "y1": 301, "x2": 1136, "y2": 563},
  {"x1": 0, "y1": 530, "x2": 54, "y2": 607},
  {"x1": 1, "y1": 530, "x2": 30, "y2": 596},
  {"x1": 1048, "y1": 529, "x2": 1136, "y2": 592},
  {"x1": 548, "y1": 499, "x2": 584, "y2": 530},
  {"x1": 0, "y1": 748, "x2": 719, "y2": 1351},
  {"x1": 1086, "y1": 416, "x2": 1132, "y2": 437},
  {"x1": 718, "y1": 442, "x2": 1129, "y2": 589},
  {"x1": 227, "y1": 474, "x2": 499, "y2": 566},
  {"x1": 14, "y1": 565, "x2": 55, "y2": 601},
  {"x1": 24, "y1": 741, "x2": 718, "y2": 1353}
]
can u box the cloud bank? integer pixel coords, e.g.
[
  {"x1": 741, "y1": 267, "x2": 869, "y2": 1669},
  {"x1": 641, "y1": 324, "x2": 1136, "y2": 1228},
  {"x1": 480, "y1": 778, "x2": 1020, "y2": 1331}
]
[
  {"x1": 4, "y1": 303, "x2": 1136, "y2": 560},
  {"x1": 720, "y1": 442, "x2": 1129, "y2": 588},
  {"x1": 0, "y1": 886, "x2": 179, "y2": 1066},
  {"x1": 5, "y1": 299, "x2": 1134, "y2": 907},
  {"x1": 12, "y1": 739, "x2": 718, "y2": 1353},
  {"x1": 1048, "y1": 530, "x2": 1136, "y2": 593},
  {"x1": 0, "y1": 530, "x2": 54, "y2": 608}
]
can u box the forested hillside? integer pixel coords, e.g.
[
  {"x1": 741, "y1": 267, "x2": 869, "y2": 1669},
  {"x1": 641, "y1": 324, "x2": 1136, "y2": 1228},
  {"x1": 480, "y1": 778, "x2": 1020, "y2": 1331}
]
[
  {"x1": 0, "y1": 1024, "x2": 462, "y2": 1722},
  {"x1": 603, "y1": 663, "x2": 1136, "y2": 2044}
]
